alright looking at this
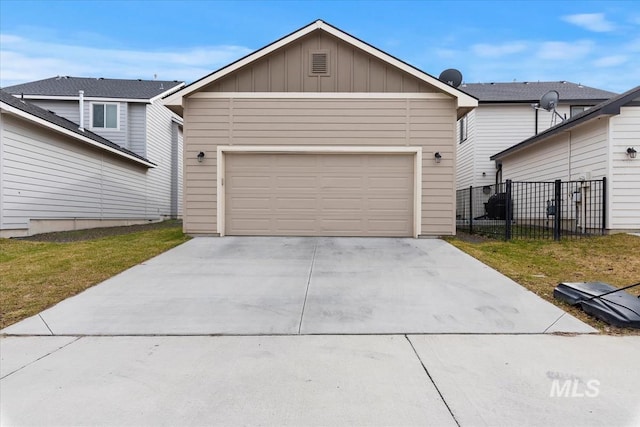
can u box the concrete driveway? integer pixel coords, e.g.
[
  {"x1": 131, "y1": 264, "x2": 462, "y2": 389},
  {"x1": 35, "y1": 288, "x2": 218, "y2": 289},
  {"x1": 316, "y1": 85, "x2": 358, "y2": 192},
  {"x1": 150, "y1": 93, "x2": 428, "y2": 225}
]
[
  {"x1": 4, "y1": 237, "x2": 638, "y2": 426},
  {"x1": 2, "y1": 237, "x2": 594, "y2": 335}
]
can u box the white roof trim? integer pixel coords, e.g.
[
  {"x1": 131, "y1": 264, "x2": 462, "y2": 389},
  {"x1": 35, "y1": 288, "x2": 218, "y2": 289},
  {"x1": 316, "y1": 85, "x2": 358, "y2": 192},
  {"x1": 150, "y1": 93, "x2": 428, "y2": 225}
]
[
  {"x1": 150, "y1": 82, "x2": 186, "y2": 103},
  {"x1": 0, "y1": 102, "x2": 156, "y2": 168},
  {"x1": 190, "y1": 92, "x2": 451, "y2": 99},
  {"x1": 163, "y1": 20, "x2": 477, "y2": 109},
  {"x1": 16, "y1": 94, "x2": 153, "y2": 103}
]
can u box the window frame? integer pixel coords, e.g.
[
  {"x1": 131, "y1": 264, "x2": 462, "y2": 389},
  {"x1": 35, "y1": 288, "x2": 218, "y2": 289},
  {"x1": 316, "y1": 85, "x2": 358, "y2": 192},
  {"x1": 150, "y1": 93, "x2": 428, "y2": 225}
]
[
  {"x1": 570, "y1": 105, "x2": 591, "y2": 117},
  {"x1": 459, "y1": 114, "x2": 468, "y2": 144},
  {"x1": 90, "y1": 102, "x2": 120, "y2": 130}
]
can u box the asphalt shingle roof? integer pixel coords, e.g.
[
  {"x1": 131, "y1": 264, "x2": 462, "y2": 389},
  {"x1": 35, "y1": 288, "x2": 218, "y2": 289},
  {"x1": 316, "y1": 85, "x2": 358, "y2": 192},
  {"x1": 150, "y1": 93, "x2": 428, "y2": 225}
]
[
  {"x1": 0, "y1": 90, "x2": 154, "y2": 166},
  {"x1": 2, "y1": 76, "x2": 183, "y2": 99},
  {"x1": 491, "y1": 85, "x2": 640, "y2": 160},
  {"x1": 460, "y1": 81, "x2": 616, "y2": 103}
]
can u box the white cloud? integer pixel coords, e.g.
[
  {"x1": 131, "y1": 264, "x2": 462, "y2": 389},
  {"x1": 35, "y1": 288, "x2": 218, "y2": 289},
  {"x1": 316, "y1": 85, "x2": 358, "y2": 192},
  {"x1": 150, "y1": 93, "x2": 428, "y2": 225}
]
[
  {"x1": 471, "y1": 42, "x2": 527, "y2": 57},
  {"x1": 593, "y1": 55, "x2": 628, "y2": 67},
  {"x1": 562, "y1": 13, "x2": 615, "y2": 32},
  {"x1": 0, "y1": 34, "x2": 252, "y2": 87},
  {"x1": 537, "y1": 40, "x2": 593, "y2": 60}
]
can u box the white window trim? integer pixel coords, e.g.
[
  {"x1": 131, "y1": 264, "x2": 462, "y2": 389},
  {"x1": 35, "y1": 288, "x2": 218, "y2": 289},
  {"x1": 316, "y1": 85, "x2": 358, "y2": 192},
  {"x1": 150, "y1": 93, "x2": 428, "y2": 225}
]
[
  {"x1": 459, "y1": 115, "x2": 468, "y2": 144},
  {"x1": 216, "y1": 145, "x2": 422, "y2": 238},
  {"x1": 90, "y1": 102, "x2": 120, "y2": 130}
]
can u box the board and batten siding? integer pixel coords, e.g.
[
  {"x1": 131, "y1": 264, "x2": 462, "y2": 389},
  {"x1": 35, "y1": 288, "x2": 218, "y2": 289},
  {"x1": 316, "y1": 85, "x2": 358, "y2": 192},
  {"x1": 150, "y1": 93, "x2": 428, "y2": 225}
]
[
  {"x1": 609, "y1": 106, "x2": 640, "y2": 230},
  {"x1": 183, "y1": 96, "x2": 457, "y2": 236},
  {"x1": 0, "y1": 114, "x2": 155, "y2": 234},
  {"x1": 202, "y1": 31, "x2": 438, "y2": 94},
  {"x1": 145, "y1": 101, "x2": 183, "y2": 218}
]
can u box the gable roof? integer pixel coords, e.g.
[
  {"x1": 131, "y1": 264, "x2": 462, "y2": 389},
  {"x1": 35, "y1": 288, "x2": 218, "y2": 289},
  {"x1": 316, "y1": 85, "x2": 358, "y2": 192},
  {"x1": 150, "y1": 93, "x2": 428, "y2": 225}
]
[
  {"x1": 461, "y1": 81, "x2": 616, "y2": 103},
  {"x1": 163, "y1": 19, "x2": 477, "y2": 115},
  {"x1": 2, "y1": 76, "x2": 184, "y2": 101},
  {"x1": 0, "y1": 90, "x2": 155, "y2": 168},
  {"x1": 491, "y1": 85, "x2": 640, "y2": 161}
]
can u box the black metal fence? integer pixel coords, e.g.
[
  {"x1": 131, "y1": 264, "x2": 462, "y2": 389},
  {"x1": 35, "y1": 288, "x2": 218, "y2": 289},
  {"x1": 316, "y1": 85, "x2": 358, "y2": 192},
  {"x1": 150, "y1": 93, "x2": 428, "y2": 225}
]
[{"x1": 456, "y1": 178, "x2": 606, "y2": 240}]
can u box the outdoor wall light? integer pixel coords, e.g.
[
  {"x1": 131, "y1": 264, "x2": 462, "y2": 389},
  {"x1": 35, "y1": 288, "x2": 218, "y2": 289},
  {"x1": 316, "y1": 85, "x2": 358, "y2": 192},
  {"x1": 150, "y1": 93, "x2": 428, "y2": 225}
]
[
  {"x1": 434, "y1": 152, "x2": 442, "y2": 163},
  {"x1": 627, "y1": 147, "x2": 637, "y2": 159},
  {"x1": 197, "y1": 151, "x2": 205, "y2": 163}
]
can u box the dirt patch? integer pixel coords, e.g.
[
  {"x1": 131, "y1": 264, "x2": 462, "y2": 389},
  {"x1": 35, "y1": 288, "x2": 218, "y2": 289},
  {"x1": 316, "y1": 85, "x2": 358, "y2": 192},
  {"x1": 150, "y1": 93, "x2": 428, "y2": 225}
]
[
  {"x1": 15, "y1": 220, "x2": 182, "y2": 243},
  {"x1": 451, "y1": 231, "x2": 495, "y2": 244}
]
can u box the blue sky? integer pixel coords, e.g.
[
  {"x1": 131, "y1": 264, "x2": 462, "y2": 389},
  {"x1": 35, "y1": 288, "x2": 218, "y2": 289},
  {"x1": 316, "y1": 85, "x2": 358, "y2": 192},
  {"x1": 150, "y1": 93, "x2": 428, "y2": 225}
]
[{"x1": 1, "y1": 0, "x2": 638, "y2": 93}]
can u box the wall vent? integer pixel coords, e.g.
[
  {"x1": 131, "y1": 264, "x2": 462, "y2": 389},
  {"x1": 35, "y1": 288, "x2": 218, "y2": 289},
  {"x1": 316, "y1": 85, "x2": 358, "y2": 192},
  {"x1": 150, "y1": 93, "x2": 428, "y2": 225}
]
[{"x1": 310, "y1": 50, "x2": 330, "y2": 75}]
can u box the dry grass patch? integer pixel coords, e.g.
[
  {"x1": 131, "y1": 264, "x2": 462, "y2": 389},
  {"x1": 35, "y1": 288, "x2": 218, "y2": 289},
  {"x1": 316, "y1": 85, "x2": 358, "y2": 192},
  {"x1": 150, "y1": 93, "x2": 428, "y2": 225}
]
[
  {"x1": 446, "y1": 233, "x2": 640, "y2": 335},
  {"x1": 0, "y1": 225, "x2": 190, "y2": 328}
]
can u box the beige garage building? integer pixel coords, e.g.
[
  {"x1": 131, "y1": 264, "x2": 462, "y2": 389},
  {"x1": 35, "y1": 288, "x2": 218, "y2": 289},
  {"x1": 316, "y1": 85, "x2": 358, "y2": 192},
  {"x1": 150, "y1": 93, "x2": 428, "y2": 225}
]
[{"x1": 164, "y1": 20, "x2": 477, "y2": 237}]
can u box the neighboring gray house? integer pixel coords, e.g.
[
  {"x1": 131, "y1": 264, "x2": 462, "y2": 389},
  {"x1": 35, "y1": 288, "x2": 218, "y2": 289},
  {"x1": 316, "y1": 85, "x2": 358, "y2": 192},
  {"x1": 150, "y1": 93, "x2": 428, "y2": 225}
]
[
  {"x1": 0, "y1": 77, "x2": 185, "y2": 237},
  {"x1": 456, "y1": 81, "x2": 616, "y2": 189},
  {"x1": 490, "y1": 86, "x2": 640, "y2": 233}
]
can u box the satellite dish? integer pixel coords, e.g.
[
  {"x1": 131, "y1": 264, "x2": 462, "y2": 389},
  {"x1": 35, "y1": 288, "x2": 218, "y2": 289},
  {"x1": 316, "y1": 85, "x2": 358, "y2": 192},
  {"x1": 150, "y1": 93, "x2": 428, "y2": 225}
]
[
  {"x1": 539, "y1": 90, "x2": 559, "y2": 112},
  {"x1": 439, "y1": 69, "x2": 463, "y2": 88},
  {"x1": 537, "y1": 90, "x2": 565, "y2": 126}
]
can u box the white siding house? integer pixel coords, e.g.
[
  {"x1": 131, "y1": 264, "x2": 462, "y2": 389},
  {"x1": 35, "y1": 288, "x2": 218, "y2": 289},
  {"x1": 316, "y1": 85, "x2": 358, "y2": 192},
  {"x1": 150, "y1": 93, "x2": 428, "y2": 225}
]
[
  {"x1": 491, "y1": 86, "x2": 640, "y2": 233},
  {"x1": 456, "y1": 82, "x2": 616, "y2": 189},
  {"x1": 0, "y1": 77, "x2": 185, "y2": 237}
]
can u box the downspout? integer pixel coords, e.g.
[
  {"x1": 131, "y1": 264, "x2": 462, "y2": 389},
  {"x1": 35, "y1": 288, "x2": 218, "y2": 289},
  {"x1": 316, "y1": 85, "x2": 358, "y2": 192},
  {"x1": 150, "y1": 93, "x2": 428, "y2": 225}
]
[
  {"x1": 534, "y1": 108, "x2": 539, "y2": 135},
  {"x1": 78, "y1": 90, "x2": 85, "y2": 131}
]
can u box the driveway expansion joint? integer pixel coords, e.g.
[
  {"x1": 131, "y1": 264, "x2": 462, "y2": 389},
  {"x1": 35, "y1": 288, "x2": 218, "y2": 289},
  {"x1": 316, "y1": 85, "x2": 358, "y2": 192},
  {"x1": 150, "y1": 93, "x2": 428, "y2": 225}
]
[
  {"x1": 0, "y1": 336, "x2": 82, "y2": 380},
  {"x1": 405, "y1": 335, "x2": 461, "y2": 427},
  {"x1": 297, "y1": 239, "x2": 318, "y2": 334},
  {"x1": 542, "y1": 312, "x2": 566, "y2": 333},
  {"x1": 39, "y1": 314, "x2": 54, "y2": 335}
]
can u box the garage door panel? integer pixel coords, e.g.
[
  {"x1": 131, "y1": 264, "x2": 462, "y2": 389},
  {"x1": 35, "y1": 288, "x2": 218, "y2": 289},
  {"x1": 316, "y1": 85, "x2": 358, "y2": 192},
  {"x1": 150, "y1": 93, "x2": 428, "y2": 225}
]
[
  {"x1": 225, "y1": 153, "x2": 413, "y2": 236},
  {"x1": 368, "y1": 176, "x2": 412, "y2": 189},
  {"x1": 320, "y1": 197, "x2": 364, "y2": 211},
  {"x1": 228, "y1": 197, "x2": 271, "y2": 210},
  {"x1": 229, "y1": 176, "x2": 272, "y2": 190},
  {"x1": 275, "y1": 176, "x2": 317, "y2": 190},
  {"x1": 274, "y1": 197, "x2": 318, "y2": 211},
  {"x1": 275, "y1": 218, "x2": 318, "y2": 232},
  {"x1": 321, "y1": 176, "x2": 363, "y2": 189},
  {"x1": 368, "y1": 219, "x2": 412, "y2": 232}
]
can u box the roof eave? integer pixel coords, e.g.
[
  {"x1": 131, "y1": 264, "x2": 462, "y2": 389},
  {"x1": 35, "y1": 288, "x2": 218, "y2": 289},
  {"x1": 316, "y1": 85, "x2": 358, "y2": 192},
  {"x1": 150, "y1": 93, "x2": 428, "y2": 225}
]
[{"x1": 0, "y1": 102, "x2": 156, "y2": 168}]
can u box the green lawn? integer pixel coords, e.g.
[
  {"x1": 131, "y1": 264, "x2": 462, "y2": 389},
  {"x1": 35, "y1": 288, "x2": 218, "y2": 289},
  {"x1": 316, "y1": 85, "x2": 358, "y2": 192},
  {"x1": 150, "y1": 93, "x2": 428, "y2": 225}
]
[
  {"x1": 0, "y1": 225, "x2": 189, "y2": 328},
  {"x1": 446, "y1": 233, "x2": 640, "y2": 334}
]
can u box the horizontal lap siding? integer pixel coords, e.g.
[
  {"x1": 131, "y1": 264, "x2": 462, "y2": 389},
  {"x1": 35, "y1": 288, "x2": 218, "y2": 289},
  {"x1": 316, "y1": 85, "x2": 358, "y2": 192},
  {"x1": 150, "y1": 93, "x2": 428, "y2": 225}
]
[
  {"x1": 1, "y1": 115, "x2": 152, "y2": 231},
  {"x1": 146, "y1": 102, "x2": 183, "y2": 218},
  {"x1": 183, "y1": 97, "x2": 457, "y2": 235},
  {"x1": 610, "y1": 107, "x2": 640, "y2": 229}
]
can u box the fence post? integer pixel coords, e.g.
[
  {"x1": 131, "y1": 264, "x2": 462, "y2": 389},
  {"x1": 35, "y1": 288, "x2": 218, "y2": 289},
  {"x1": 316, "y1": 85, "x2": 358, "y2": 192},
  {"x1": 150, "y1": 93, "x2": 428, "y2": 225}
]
[
  {"x1": 505, "y1": 180, "x2": 512, "y2": 240},
  {"x1": 469, "y1": 186, "x2": 473, "y2": 234},
  {"x1": 554, "y1": 179, "x2": 562, "y2": 240},
  {"x1": 601, "y1": 177, "x2": 607, "y2": 234}
]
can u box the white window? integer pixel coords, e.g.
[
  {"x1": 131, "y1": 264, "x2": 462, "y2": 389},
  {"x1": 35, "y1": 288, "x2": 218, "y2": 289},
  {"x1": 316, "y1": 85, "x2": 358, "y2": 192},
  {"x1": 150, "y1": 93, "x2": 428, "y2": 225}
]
[
  {"x1": 459, "y1": 114, "x2": 468, "y2": 143},
  {"x1": 570, "y1": 105, "x2": 590, "y2": 117},
  {"x1": 92, "y1": 103, "x2": 118, "y2": 129}
]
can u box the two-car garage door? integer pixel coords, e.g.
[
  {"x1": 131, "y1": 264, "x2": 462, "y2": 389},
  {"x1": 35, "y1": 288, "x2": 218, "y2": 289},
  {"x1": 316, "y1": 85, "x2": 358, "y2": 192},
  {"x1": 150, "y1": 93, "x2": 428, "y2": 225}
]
[{"x1": 224, "y1": 153, "x2": 414, "y2": 236}]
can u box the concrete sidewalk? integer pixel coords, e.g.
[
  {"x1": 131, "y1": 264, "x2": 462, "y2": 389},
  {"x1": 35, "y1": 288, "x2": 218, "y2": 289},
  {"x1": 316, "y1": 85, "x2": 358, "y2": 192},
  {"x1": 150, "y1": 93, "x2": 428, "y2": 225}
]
[
  {"x1": 1, "y1": 334, "x2": 638, "y2": 426},
  {"x1": 2, "y1": 237, "x2": 594, "y2": 335}
]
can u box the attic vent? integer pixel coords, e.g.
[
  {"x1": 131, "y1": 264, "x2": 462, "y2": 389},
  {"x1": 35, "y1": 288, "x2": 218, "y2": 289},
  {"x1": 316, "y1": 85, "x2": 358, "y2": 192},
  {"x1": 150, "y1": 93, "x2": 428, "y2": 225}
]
[{"x1": 309, "y1": 50, "x2": 330, "y2": 76}]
